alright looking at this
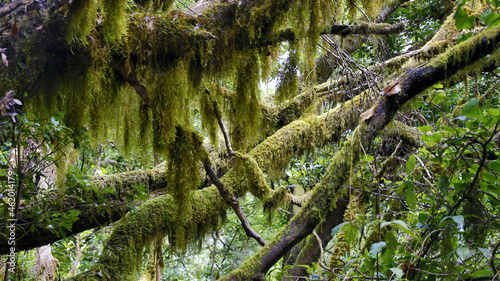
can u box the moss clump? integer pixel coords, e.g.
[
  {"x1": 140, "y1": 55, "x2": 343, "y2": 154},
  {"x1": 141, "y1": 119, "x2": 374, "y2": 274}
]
[{"x1": 234, "y1": 152, "x2": 270, "y2": 200}]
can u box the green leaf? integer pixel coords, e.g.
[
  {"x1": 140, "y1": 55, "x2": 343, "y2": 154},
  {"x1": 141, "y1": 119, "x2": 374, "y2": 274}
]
[
  {"x1": 483, "y1": 172, "x2": 498, "y2": 183},
  {"x1": 431, "y1": 133, "x2": 442, "y2": 143},
  {"x1": 390, "y1": 268, "x2": 404, "y2": 279},
  {"x1": 492, "y1": 0, "x2": 500, "y2": 8},
  {"x1": 479, "y1": 247, "x2": 492, "y2": 258},
  {"x1": 331, "y1": 222, "x2": 349, "y2": 236},
  {"x1": 457, "y1": 246, "x2": 469, "y2": 260},
  {"x1": 381, "y1": 220, "x2": 421, "y2": 242},
  {"x1": 433, "y1": 83, "x2": 444, "y2": 89},
  {"x1": 406, "y1": 155, "x2": 417, "y2": 175},
  {"x1": 457, "y1": 32, "x2": 473, "y2": 44},
  {"x1": 417, "y1": 125, "x2": 433, "y2": 133},
  {"x1": 480, "y1": 9, "x2": 500, "y2": 26},
  {"x1": 405, "y1": 183, "x2": 416, "y2": 209},
  {"x1": 382, "y1": 231, "x2": 397, "y2": 265},
  {"x1": 439, "y1": 176, "x2": 450, "y2": 195},
  {"x1": 472, "y1": 269, "x2": 493, "y2": 278},
  {"x1": 369, "y1": 242, "x2": 387, "y2": 257},
  {"x1": 451, "y1": 215, "x2": 464, "y2": 225},
  {"x1": 344, "y1": 223, "x2": 358, "y2": 245},
  {"x1": 461, "y1": 98, "x2": 483, "y2": 120},
  {"x1": 364, "y1": 154, "x2": 374, "y2": 162},
  {"x1": 411, "y1": 96, "x2": 425, "y2": 109},
  {"x1": 432, "y1": 90, "x2": 446, "y2": 105},
  {"x1": 488, "y1": 160, "x2": 500, "y2": 171},
  {"x1": 455, "y1": 7, "x2": 477, "y2": 29},
  {"x1": 51, "y1": 116, "x2": 60, "y2": 126}
]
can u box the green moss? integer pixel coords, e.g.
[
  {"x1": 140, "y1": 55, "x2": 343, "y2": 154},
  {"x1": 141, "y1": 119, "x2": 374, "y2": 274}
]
[
  {"x1": 66, "y1": 0, "x2": 99, "y2": 43},
  {"x1": 230, "y1": 50, "x2": 262, "y2": 151},
  {"x1": 329, "y1": 194, "x2": 362, "y2": 268},
  {"x1": 166, "y1": 128, "x2": 205, "y2": 250},
  {"x1": 346, "y1": 0, "x2": 357, "y2": 22},
  {"x1": 275, "y1": 43, "x2": 300, "y2": 103},
  {"x1": 101, "y1": 0, "x2": 129, "y2": 43}
]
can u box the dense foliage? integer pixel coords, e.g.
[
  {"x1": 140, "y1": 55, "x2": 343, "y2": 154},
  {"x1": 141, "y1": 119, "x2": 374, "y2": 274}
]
[{"x1": 1, "y1": 0, "x2": 500, "y2": 280}]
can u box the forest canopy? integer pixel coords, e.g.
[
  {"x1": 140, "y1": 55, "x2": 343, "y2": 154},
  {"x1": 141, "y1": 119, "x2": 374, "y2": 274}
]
[{"x1": 1, "y1": 0, "x2": 500, "y2": 280}]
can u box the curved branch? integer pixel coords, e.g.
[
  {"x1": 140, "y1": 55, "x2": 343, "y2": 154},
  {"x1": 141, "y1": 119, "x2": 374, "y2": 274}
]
[
  {"x1": 322, "y1": 22, "x2": 405, "y2": 36},
  {"x1": 220, "y1": 21, "x2": 500, "y2": 281}
]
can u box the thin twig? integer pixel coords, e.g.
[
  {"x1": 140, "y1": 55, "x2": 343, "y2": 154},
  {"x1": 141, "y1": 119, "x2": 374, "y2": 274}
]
[
  {"x1": 204, "y1": 157, "x2": 265, "y2": 245},
  {"x1": 491, "y1": 240, "x2": 500, "y2": 275},
  {"x1": 176, "y1": 0, "x2": 197, "y2": 14},
  {"x1": 312, "y1": 229, "x2": 331, "y2": 271},
  {"x1": 205, "y1": 88, "x2": 235, "y2": 156}
]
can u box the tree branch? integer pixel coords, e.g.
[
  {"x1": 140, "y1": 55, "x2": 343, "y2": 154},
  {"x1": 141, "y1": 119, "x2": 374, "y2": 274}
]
[
  {"x1": 322, "y1": 22, "x2": 405, "y2": 36},
  {"x1": 204, "y1": 158, "x2": 266, "y2": 245},
  {"x1": 220, "y1": 21, "x2": 500, "y2": 281},
  {"x1": 205, "y1": 88, "x2": 234, "y2": 156},
  {"x1": 0, "y1": 0, "x2": 26, "y2": 19}
]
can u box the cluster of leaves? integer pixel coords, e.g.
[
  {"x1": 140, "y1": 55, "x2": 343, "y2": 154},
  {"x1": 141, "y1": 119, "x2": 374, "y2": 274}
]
[
  {"x1": 455, "y1": 0, "x2": 500, "y2": 42},
  {"x1": 302, "y1": 77, "x2": 500, "y2": 280}
]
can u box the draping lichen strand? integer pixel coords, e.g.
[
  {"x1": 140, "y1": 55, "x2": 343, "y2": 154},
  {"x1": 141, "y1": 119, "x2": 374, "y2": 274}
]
[
  {"x1": 166, "y1": 128, "x2": 205, "y2": 251},
  {"x1": 101, "y1": 0, "x2": 129, "y2": 43},
  {"x1": 230, "y1": 50, "x2": 262, "y2": 151},
  {"x1": 52, "y1": 0, "x2": 344, "y2": 157},
  {"x1": 65, "y1": 0, "x2": 99, "y2": 43}
]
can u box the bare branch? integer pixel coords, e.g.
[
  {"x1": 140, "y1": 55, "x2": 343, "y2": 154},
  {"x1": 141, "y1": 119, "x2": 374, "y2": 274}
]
[
  {"x1": 205, "y1": 88, "x2": 234, "y2": 156},
  {"x1": 204, "y1": 157, "x2": 266, "y2": 246}
]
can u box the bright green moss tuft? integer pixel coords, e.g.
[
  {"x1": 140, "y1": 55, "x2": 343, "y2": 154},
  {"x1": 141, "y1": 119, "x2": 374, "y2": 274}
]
[{"x1": 66, "y1": 0, "x2": 99, "y2": 43}]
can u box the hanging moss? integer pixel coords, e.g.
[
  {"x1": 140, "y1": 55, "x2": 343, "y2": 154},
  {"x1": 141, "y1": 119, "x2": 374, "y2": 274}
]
[
  {"x1": 346, "y1": 0, "x2": 358, "y2": 22},
  {"x1": 230, "y1": 50, "x2": 262, "y2": 151},
  {"x1": 101, "y1": 0, "x2": 128, "y2": 43},
  {"x1": 66, "y1": 0, "x2": 99, "y2": 43},
  {"x1": 328, "y1": 194, "x2": 362, "y2": 268},
  {"x1": 275, "y1": 43, "x2": 300, "y2": 103},
  {"x1": 360, "y1": 0, "x2": 382, "y2": 20},
  {"x1": 304, "y1": 0, "x2": 321, "y2": 85},
  {"x1": 166, "y1": 128, "x2": 205, "y2": 250},
  {"x1": 199, "y1": 83, "x2": 221, "y2": 145}
]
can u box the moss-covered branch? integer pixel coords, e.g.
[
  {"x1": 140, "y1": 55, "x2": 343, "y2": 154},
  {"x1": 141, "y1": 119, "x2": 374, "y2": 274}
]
[
  {"x1": 288, "y1": 195, "x2": 349, "y2": 278},
  {"x1": 65, "y1": 83, "x2": 375, "y2": 280},
  {"x1": 322, "y1": 22, "x2": 405, "y2": 36},
  {"x1": 219, "y1": 22, "x2": 500, "y2": 280},
  {"x1": 0, "y1": 164, "x2": 170, "y2": 254}
]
